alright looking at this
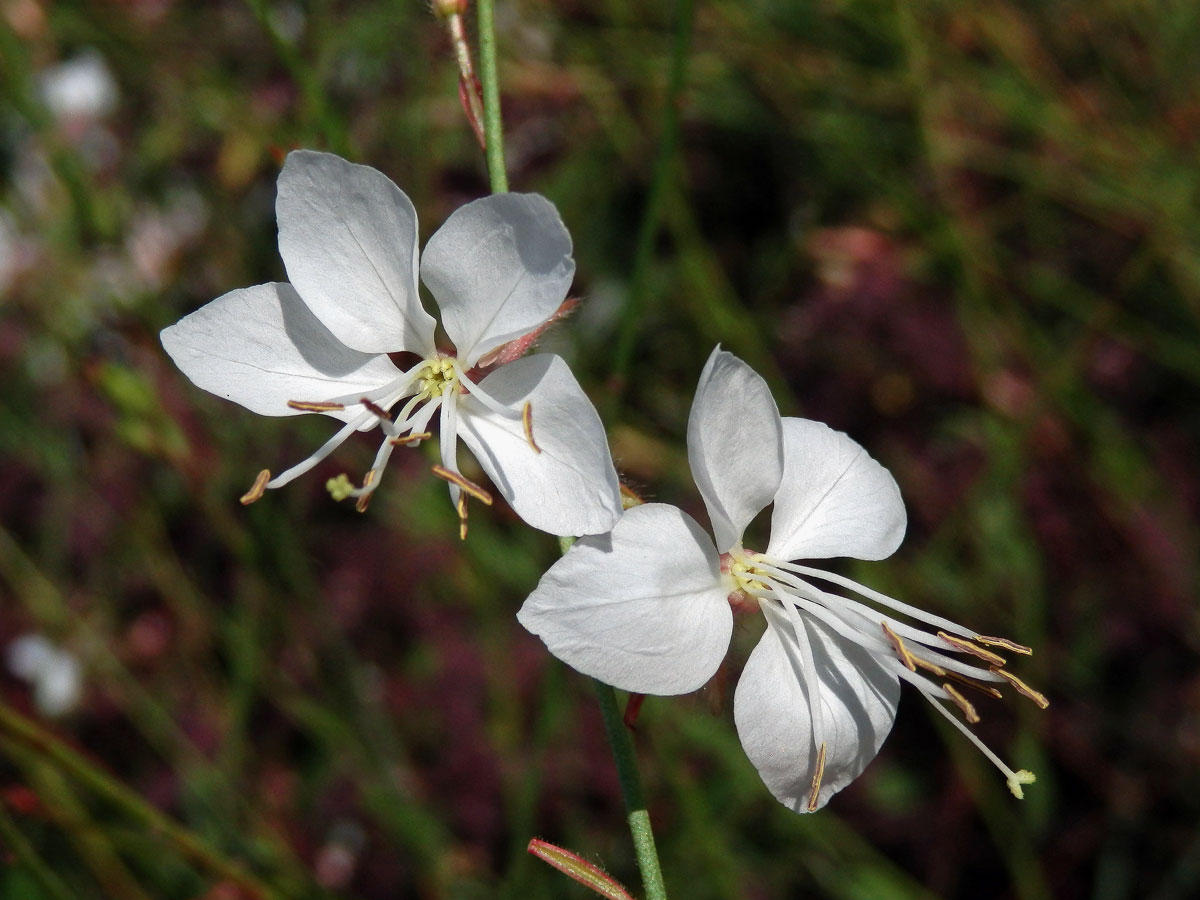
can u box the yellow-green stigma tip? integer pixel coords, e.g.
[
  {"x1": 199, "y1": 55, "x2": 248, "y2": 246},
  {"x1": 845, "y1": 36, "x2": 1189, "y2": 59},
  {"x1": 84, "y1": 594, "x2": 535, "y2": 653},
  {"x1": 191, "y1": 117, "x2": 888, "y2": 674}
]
[
  {"x1": 1007, "y1": 769, "x2": 1037, "y2": 799},
  {"x1": 326, "y1": 474, "x2": 355, "y2": 501}
]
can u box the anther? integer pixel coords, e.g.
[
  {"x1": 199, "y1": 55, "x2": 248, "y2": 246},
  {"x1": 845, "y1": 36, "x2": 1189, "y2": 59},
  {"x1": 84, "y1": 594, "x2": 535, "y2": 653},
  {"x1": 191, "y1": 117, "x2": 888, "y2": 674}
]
[
  {"x1": 976, "y1": 635, "x2": 1033, "y2": 656},
  {"x1": 940, "y1": 668, "x2": 1005, "y2": 699},
  {"x1": 937, "y1": 631, "x2": 1006, "y2": 666},
  {"x1": 391, "y1": 432, "x2": 433, "y2": 446},
  {"x1": 240, "y1": 469, "x2": 271, "y2": 505},
  {"x1": 354, "y1": 470, "x2": 376, "y2": 513},
  {"x1": 286, "y1": 400, "x2": 346, "y2": 412},
  {"x1": 990, "y1": 668, "x2": 1049, "y2": 709},
  {"x1": 456, "y1": 493, "x2": 469, "y2": 541},
  {"x1": 1007, "y1": 769, "x2": 1037, "y2": 799},
  {"x1": 942, "y1": 683, "x2": 981, "y2": 724},
  {"x1": 807, "y1": 742, "x2": 828, "y2": 812},
  {"x1": 359, "y1": 398, "x2": 391, "y2": 421},
  {"x1": 522, "y1": 401, "x2": 542, "y2": 454},
  {"x1": 881, "y1": 622, "x2": 917, "y2": 672},
  {"x1": 431, "y1": 465, "x2": 494, "y2": 505},
  {"x1": 913, "y1": 656, "x2": 948, "y2": 678}
]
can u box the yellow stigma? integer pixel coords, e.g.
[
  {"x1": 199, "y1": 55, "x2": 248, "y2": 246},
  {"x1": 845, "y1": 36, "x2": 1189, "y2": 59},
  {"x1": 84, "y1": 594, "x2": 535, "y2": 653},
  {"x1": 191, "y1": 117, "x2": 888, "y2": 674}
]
[
  {"x1": 1007, "y1": 769, "x2": 1037, "y2": 799},
  {"x1": 326, "y1": 473, "x2": 355, "y2": 501}
]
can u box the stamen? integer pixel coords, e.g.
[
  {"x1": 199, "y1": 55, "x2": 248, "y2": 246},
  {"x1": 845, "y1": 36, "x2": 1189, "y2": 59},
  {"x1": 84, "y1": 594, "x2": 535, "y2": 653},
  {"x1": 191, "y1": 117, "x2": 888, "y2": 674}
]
[
  {"x1": 990, "y1": 668, "x2": 1049, "y2": 709},
  {"x1": 391, "y1": 432, "x2": 433, "y2": 446},
  {"x1": 431, "y1": 465, "x2": 494, "y2": 505},
  {"x1": 807, "y1": 742, "x2": 827, "y2": 812},
  {"x1": 522, "y1": 402, "x2": 542, "y2": 454},
  {"x1": 287, "y1": 400, "x2": 346, "y2": 412},
  {"x1": 326, "y1": 474, "x2": 355, "y2": 501},
  {"x1": 881, "y1": 621, "x2": 917, "y2": 672},
  {"x1": 240, "y1": 469, "x2": 271, "y2": 505},
  {"x1": 976, "y1": 635, "x2": 1033, "y2": 656},
  {"x1": 938, "y1": 631, "x2": 1007, "y2": 666},
  {"x1": 939, "y1": 668, "x2": 1005, "y2": 700},
  {"x1": 942, "y1": 683, "x2": 981, "y2": 724}
]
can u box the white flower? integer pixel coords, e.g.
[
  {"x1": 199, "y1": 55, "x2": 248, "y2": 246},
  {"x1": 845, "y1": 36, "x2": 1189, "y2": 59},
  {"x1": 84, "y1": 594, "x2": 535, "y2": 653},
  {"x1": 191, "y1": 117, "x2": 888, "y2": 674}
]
[
  {"x1": 161, "y1": 150, "x2": 622, "y2": 537},
  {"x1": 520, "y1": 347, "x2": 1046, "y2": 812},
  {"x1": 7, "y1": 634, "x2": 83, "y2": 718}
]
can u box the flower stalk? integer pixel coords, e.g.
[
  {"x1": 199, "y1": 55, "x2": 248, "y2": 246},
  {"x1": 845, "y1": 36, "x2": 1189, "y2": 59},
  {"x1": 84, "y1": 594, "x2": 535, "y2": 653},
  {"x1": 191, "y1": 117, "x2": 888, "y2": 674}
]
[
  {"x1": 594, "y1": 681, "x2": 669, "y2": 900},
  {"x1": 476, "y1": 0, "x2": 508, "y2": 192}
]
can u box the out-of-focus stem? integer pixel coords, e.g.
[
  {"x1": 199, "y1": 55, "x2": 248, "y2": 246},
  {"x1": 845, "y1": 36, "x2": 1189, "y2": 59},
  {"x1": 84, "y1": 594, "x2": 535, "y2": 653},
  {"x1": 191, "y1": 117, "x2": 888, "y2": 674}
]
[
  {"x1": 0, "y1": 700, "x2": 281, "y2": 899},
  {"x1": 611, "y1": 0, "x2": 696, "y2": 393}
]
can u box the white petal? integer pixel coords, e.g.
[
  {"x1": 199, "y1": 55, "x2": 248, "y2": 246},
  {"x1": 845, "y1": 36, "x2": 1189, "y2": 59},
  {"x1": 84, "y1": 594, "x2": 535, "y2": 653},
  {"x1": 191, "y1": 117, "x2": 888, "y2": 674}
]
[
  {"x1": 766, "y1": 418, "x2": 906, "y2": 561},
  {"x1": 421, "y1": 193, "x2": 574, "y2": 366},
  {"x1": 734, "y1": 612, "x2": 899, "y2": 813},
  {"x1": 276, "y1": 150, "x2": 436, "y2": 354},
  {"x1": 456, "y1": 353, "x2": 622, "y2": 536},
  {"x1": 160, "y1": 282, "x2": 400, "y2": 422},
  {"x1": 518, "y1": 504, "x2": 733, "y2": 694},
  {"x1": 687, "y1": 347, "x2": 784, "y2": 553}
]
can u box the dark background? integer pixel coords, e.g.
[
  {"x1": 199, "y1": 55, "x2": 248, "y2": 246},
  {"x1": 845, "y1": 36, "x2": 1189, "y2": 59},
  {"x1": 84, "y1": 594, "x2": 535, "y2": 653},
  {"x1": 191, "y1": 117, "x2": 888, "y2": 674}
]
[{"x1": 1, "y1": 1, "x2": 1197, "y2": 898}]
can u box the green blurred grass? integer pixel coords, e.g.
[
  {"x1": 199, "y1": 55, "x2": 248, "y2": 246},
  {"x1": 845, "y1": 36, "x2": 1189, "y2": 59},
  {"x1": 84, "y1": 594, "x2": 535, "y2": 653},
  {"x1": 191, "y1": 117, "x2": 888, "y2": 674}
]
[{"x1": 1, "y1": 0, "x2": 1199, "y2": 898}]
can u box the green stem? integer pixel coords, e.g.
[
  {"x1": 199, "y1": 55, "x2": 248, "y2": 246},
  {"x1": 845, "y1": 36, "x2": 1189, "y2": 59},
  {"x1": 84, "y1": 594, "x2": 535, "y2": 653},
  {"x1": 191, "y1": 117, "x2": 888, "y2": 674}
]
[
  {"x1": 593, "y1": 681, "x2": 668, "y2": 900},
  {"x1": 611, "y1": 0, "x2": 697, "y2": 392},
  {"x1": 0, "y1": 701, "x2": 281, "y2": 900},
  {"x1": 476, "y1": 0, "x2": 509, "y2": 192}
]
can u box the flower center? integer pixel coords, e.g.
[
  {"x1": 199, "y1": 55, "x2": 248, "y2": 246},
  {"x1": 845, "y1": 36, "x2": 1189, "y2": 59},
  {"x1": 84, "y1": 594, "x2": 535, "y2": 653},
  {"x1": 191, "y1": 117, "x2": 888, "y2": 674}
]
[{"x1": 415, "y1": 356, "x2": 460, "y2": 400}]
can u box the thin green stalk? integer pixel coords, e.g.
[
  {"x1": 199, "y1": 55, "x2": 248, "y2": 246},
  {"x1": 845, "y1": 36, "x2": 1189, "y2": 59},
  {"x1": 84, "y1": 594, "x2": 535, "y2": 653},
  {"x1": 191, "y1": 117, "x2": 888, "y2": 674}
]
[
  {"x1": 611, "y1": 0, "x2": 697, "y2": 392},
  {"x1": 0, "y1": 701, "x2": 281, "y2": 900},
  {"x1": 593, "y1": 681, "x2": 668, "y2": 900},
  {"x1": 476, "y1": 0, "x2": 509, "y2": 192}
]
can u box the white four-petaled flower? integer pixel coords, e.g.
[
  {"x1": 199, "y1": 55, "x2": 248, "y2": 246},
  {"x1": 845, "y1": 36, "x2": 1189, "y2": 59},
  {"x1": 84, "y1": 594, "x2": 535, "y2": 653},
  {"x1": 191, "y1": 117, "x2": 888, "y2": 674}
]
[
  {"x1": 161, "y1": 150, "x2": 622, "y2": 537},
  {"x1": 519, "y1": 347, "x2": 1045, "y2": 812}
]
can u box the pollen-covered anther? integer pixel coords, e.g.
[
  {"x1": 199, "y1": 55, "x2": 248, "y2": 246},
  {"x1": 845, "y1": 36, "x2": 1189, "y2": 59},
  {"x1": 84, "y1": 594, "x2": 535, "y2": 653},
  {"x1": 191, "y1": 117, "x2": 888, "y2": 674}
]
[
  {"x1": 240, "y1": 469, "x2": 271, "y2": 505},
  {"x1": 937, "y1": 631, "x2": 1007, "y2": 666},
  {"x1": 430, "y1": 465, "x2": 494, "y2": 505},
  {"x1": 943, "y1": 683, "x2": 981, "y2": 724},
  {"x1": 990, "y1": 668, "x2": 1049, "y2": 709},
  {"x1": 881, "y1": 621, "x2": 917, "y2": 672},
  {"x1": 359, "y1": 397, "x2": 391, "y2": 421},
  {"x1": 391, "y1": 432, "x2": 432, "y2": 446},
  {"x1": 807, "y1": 742, "x2": 828, "y2": 812},
  {"x1": 522, "y1": 401, "x2": 542, "y2": 454},
  {"x1": 976, "y1": 635, "x2": 1033, "y2": 656},
  {"x1": 286, "y1": 399, "x2": 346, "y2": 412}
]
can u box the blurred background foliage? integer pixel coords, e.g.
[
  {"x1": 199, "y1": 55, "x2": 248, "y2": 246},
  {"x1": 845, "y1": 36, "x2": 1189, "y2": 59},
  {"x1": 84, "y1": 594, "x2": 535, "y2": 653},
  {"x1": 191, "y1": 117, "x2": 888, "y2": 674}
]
[{"x1": 1, "y1": 0, "x2": 1198, "y2": 898}]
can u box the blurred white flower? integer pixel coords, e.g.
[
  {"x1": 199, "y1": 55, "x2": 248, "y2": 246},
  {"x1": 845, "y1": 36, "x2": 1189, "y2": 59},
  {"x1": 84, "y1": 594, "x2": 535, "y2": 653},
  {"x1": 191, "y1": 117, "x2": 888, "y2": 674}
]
[
  {"x1": 520, "y1": 347, "x2": 1045, "y2": 812},
  {"x1": 38, "y1": 51, "x2": 118, "y2": 122},
  {"x1": 7, "y1": 634, "x2": 83, "y2": 718},
  {"x1": 162, "y1": 151, "x2": 622, "y2": 537}
]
